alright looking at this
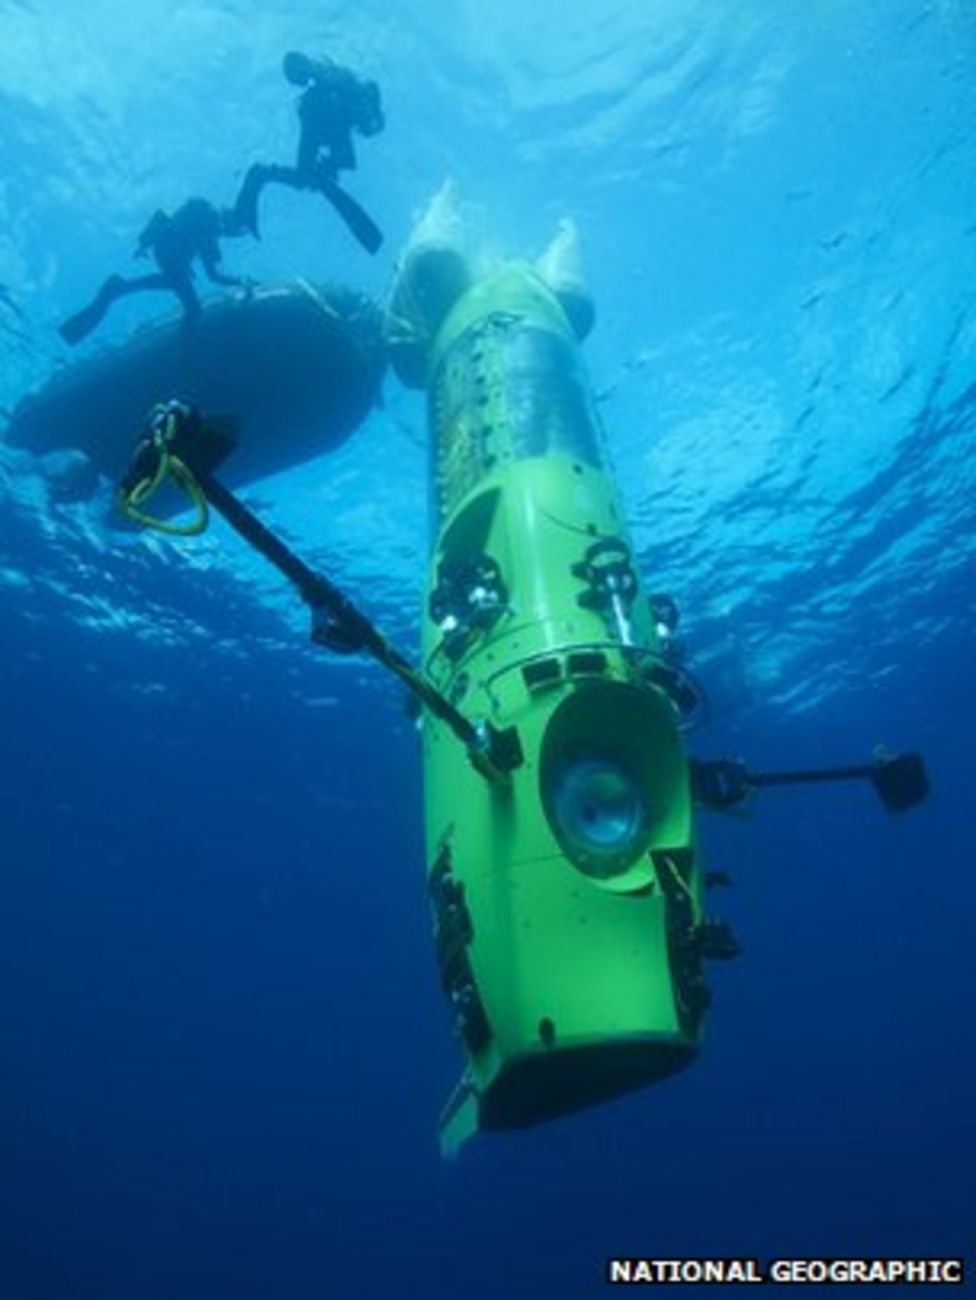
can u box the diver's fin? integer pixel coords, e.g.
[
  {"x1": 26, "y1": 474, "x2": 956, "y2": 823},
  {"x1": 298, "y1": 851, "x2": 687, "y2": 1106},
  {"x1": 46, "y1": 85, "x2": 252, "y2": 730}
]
[
  {"x1": 58, "y1": 280, "x2": 120, "y2": 346},
  {"x1": 233, "y1": 166, "x2": 265, "y2": 240},
  {"x1": 58, "y1": 309, "x2": 96, "y2": 346},
  {"x1": 320, "y1": 180, "x2": 384, "y2": 254}
]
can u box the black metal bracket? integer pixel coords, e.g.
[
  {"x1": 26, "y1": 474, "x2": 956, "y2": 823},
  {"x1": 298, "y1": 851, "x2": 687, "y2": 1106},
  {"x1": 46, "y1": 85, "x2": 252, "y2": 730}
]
[{"x1": 691, "y1": 750, "x2": 929, "y2": 814}]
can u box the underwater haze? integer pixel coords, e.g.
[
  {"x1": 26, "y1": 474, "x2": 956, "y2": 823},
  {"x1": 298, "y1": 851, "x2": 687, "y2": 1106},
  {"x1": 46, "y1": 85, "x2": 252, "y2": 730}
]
[{"x1": 1, "y1": 2, "x2": 974, "y2": 1297}]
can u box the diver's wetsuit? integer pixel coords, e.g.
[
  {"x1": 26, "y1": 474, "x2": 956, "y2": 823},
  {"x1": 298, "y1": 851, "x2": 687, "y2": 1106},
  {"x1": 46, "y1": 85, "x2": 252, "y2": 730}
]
[
  {"x1": 59, "y1": 198, "x2": 246, "y2": 346},
  {"x1": 234, "y1": 55, "x2": 384, "y2": 253},
  {"x1": 295, "y1": 60, "x2": 382, "y2": 175}
]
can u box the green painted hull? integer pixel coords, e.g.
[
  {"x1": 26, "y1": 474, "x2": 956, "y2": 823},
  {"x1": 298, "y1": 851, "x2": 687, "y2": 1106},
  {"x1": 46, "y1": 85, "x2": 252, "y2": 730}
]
[{"x1": 420, "y1": 264, "x2": 706, "y2": 1154}]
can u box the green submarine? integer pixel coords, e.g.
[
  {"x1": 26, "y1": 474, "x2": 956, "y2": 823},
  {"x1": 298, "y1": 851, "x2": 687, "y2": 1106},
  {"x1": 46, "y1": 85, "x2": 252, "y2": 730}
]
[
  {"x1": 386, "y1": 199, "x2": 711, "y2": 1153},
  {"x1": 104, "y1": 187, "x2": 928, "y2": 1156}
]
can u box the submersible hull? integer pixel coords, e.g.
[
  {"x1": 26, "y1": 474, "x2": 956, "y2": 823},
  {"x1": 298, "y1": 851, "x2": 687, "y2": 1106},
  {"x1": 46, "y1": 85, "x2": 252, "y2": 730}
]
[{"x1": 419, "y1": 264, "x2": 706, "y2": 1154}]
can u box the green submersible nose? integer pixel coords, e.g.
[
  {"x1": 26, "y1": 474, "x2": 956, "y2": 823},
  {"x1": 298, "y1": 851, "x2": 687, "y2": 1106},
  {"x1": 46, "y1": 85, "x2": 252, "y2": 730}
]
[{"x1": 419, "y1": 264, "x2": 707, "y2": 1155}]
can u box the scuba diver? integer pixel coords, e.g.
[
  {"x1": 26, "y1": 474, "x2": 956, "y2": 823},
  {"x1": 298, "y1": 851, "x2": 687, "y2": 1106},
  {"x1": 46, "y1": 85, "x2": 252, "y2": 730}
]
[
  {"x1": 233, "y1": 51, "x2": 385, "y2": 255},
  {"x1": 59, "y1": 197, "x2": 250, "y2": 346}
]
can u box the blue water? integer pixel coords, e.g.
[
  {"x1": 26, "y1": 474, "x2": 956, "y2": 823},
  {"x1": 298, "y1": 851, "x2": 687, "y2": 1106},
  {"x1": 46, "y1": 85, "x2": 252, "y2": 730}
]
[{"x1": 1, "y1": 3, "x2": 973, "y2": 1297}]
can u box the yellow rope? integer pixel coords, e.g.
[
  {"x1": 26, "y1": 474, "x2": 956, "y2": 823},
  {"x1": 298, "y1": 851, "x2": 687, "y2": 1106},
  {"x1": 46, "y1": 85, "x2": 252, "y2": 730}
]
[{"x1": 117, "y1": 408, "x2": 210, "y2": 536}]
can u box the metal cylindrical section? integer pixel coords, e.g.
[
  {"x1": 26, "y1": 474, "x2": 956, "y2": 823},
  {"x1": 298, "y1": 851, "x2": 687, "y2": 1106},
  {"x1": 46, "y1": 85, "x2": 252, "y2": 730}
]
[
  {"x1": 428, "y1": 265, "x2": 605, "y2": 528},
  {"x1": 420, "y1": 261, "x2": 703, "y2": 1155}
]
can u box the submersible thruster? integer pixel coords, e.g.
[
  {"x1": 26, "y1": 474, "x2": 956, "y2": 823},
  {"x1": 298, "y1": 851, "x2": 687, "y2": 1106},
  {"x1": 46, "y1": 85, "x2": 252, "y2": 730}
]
[{"x1": 413, "y1": 260, "x2": 709, "y2": 1154}]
